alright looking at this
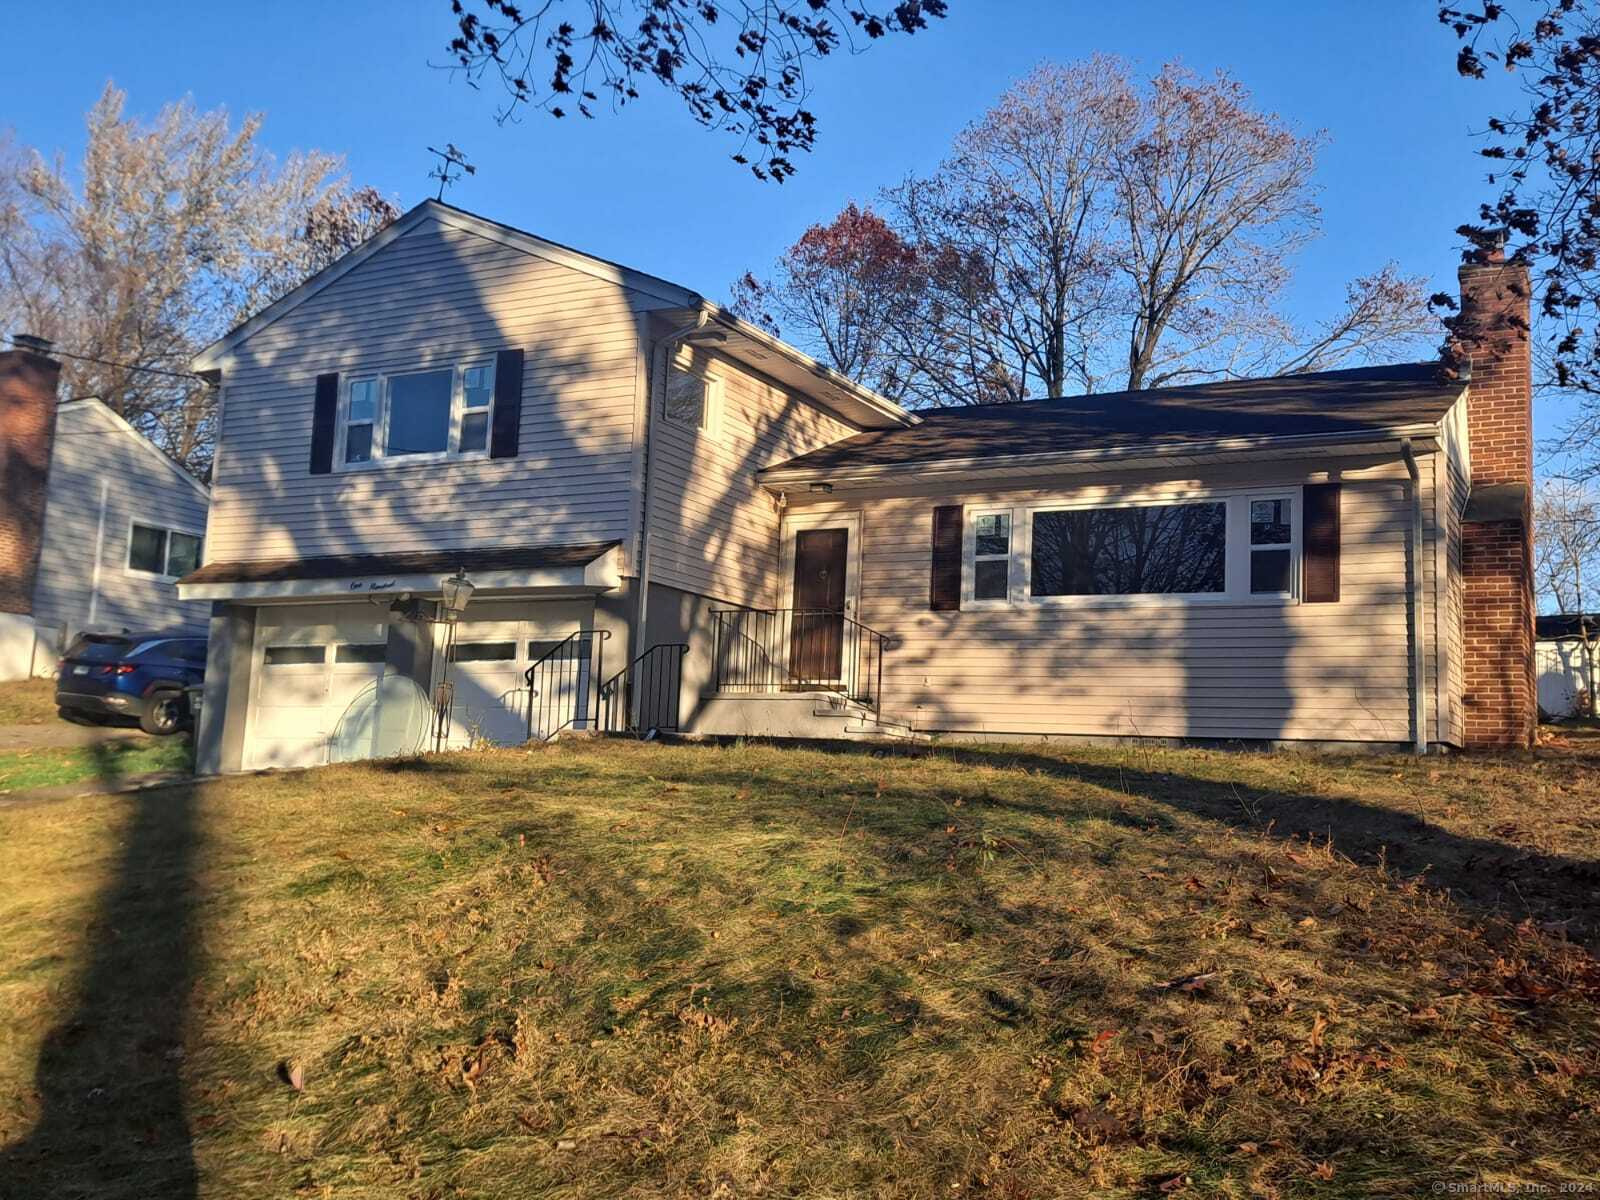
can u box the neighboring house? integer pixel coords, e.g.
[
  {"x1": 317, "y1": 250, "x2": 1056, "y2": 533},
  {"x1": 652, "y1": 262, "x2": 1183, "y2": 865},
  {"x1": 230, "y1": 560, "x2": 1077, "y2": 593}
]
[
  {"x1": 1, "y1": 339, "x2": 212, "y2": 682},
  {"x1": 1535, "y1": 612, "x2": 1597, "y2": 719},
  {"x1": 178, "y1": 200, "x2": 1537, "y2": 773}
]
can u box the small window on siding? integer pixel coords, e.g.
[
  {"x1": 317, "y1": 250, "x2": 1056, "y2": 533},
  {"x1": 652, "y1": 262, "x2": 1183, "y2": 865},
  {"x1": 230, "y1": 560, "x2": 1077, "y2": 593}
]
[
  {"x1": 459, "y1": 363, "x2": 495, "y2": 453},
  {"x1": 128, "y1": 524, "x2": 167, "y2": 574},
  {"x1": 664, "y1": 365, "x2": 709, "y2": 429},
  {"x1": 972, "y1": 512, "x2": 1011, "y2": 601},
  {"x1": 128, "y1": 522, "x2": 203, "y2": 578},
  {"x1": 1248, "y1": 497, "x2": 1295, "y2": 596},
  {"x1": 345, "y1": 379, "x2": 378, "y2": 463}
]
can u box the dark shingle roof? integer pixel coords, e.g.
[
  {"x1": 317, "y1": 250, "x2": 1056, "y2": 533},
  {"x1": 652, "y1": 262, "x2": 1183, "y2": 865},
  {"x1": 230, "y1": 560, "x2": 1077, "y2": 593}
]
[
  {"x1": 763, "y1": 362, "x2": 1463, "y2": 477},
  {"x1": 1537, "y1": 613, "x2": 1600, "y2": 641},
  {"x1": 181, "y1": 542, "x2": 619, "y2": 586}
]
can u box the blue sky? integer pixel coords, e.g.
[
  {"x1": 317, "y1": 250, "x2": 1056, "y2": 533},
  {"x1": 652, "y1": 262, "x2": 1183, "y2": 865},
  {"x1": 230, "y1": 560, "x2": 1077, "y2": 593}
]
[{"x1": 3, "y1": 1, "x2": 1560, "y2": 435}]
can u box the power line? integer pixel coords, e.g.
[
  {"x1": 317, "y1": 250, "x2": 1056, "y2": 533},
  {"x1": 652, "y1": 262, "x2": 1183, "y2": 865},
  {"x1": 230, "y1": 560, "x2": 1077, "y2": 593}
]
[{"x1": 4, "y1": 335, "x2": 203, "y2": 382}]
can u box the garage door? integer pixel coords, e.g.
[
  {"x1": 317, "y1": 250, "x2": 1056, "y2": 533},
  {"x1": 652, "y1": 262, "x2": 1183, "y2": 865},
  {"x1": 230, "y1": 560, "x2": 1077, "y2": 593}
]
[
  {"x1": 247, "y1": 614, "x2": 390, "y2": 770},
  {"x1": 445, "y1": 623, "x2": 594, "y2": 747}
]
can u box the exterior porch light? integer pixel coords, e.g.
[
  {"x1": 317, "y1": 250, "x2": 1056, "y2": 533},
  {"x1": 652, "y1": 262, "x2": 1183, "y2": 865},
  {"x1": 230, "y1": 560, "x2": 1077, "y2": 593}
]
[
  {"x1": 808, "y1": 481, "x2": 833, "y2": 494},
  {"x1": 439, "y1": 568, "x2": 476, "y2": 622}
]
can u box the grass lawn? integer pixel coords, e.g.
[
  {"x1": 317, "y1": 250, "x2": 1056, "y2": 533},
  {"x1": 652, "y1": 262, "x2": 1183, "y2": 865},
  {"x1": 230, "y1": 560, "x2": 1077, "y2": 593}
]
[
  {"x1": 0, "y1": 678, "x2": 60, "y2": 725},
  {"x1": 0, "y1": 739, "x2": 1595, "y2": 1198},
  {"x1": 0, "y1": 736, "x2": 193, "y2": 793}
]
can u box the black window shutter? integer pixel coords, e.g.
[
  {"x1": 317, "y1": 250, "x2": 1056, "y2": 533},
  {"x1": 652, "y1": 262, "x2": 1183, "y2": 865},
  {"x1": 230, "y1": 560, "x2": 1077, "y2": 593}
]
[
  {"x1": 309, "y1": 372, "x2": 339, "y2": 475},
  {"x1": 1303, "y1": 482, "x2": 1341, "y2": 603},
  {"x1": 490, "y1": 348, "x2": 525, "y2": 459},
  {"x1": 930, "y1": 504, "x2": 964, "y2": 611}
]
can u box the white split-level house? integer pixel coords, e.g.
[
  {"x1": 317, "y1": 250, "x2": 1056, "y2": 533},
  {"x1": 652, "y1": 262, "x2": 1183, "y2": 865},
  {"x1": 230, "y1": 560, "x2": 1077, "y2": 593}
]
[
  {"x1": 0, "y1": 336, "x2": 212, "y2": 682},
  {"x1": 178, "y1": 200, "x2": 1538, "y2": 774}
]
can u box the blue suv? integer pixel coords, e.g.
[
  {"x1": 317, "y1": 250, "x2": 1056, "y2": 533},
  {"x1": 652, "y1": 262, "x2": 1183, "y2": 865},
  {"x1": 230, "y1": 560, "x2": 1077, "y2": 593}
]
[{"x1": 55, "y1": 631, "x2": 208, "y2": 736}]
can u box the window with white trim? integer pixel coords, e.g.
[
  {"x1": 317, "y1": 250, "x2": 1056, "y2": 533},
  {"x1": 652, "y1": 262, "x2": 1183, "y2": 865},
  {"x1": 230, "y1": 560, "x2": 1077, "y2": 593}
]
[
  {"x1": 972, "y1": 511, "x2": 1012, "y2": 601},
  {"x1": 127, "y1": 523, "x2": 203, "y2": 580},
  {"x1": 340, "y1": 361, "x2": 496, "y2": 467},
  {"x1": 963, "y1": 489, "x2": 1303, "y2": 606},
  {"x1": 664, "y1": 364, "x2": 713, "y2": 431},
  {"x1": 1249, "y1": 497, "x2": 1296, "y2": 595}
]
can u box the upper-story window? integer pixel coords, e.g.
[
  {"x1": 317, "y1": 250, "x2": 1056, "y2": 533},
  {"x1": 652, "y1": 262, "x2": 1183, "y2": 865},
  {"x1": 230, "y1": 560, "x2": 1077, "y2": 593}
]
[
  {"x1": 664, "y1": 364, "x2": 715, "y2": 432},
  {"x1": 340, "y1": 361, "x2": 496, "y2": 468},
  {"x1": 128, "y1": 522, "x2": 203, "y2": 580}
]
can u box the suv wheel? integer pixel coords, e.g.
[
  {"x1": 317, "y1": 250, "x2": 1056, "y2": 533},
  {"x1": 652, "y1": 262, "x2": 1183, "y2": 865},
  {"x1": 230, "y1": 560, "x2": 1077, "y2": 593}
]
[{"x1": 140, "y1": 692, "x2": 186, "y2": 736}]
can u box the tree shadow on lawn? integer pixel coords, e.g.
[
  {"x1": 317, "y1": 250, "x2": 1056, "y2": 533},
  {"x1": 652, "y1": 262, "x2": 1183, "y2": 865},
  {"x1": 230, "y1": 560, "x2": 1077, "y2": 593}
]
[
  {"x1": 0, "y1": 740, "x2": 200, "y2": 1199},
  {"x1": 727, "y1": 737, "x2": 1600, "y2": 951}
]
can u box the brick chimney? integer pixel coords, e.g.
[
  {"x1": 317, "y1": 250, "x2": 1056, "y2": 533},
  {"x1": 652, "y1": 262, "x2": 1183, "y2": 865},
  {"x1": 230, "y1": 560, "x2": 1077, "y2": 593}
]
[
  {"x1": 1455, "y1": 252, "x2": 1537, "y2": 748},
  {"x1": 0, "y1": 336, "x2": 62, "y2": 617}
]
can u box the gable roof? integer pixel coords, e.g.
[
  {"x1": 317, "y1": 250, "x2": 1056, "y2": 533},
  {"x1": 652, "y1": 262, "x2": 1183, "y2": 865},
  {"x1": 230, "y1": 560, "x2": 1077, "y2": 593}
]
[
  {"x1": 190, "y1": 199, "x2": 911, "y2": 429},
  {"x1": 56, "y1": 398, "x2": 211, "y2": 503},
  {"x1": 761, "y1": 363, "x2": 1465, "y2": 483}
]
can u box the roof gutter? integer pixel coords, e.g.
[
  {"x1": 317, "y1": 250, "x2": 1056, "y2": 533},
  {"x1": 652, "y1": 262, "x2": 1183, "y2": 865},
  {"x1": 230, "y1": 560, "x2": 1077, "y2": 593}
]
[
  {"x1": 1400, "y1": 438, "x2": 1429, "y2": 755},
  {"x1": 759, "y1": 423, "x2": 1446, "y2": 488}
]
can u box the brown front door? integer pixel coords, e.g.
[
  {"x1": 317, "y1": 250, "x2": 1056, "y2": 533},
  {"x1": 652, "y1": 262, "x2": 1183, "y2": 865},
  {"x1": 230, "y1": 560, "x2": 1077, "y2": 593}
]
[{"x1": 791, "y1": 528, "x2": 848, "y2": 683}]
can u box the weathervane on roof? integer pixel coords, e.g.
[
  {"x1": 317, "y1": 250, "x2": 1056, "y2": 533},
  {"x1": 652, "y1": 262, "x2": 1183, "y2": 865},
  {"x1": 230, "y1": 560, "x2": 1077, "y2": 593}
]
[{"x1": 425, "y1": 144, "x2": 476, "y2": 200}]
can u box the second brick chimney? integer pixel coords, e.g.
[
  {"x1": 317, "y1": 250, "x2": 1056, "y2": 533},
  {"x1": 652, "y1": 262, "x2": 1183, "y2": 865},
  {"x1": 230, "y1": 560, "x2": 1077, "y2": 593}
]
[
  {"x1": 0, "y1": 336, "x2": 63, "y2": 618},
  {"x1": 1455, "y1": 253, "x2": 1537, "y2": 748}
]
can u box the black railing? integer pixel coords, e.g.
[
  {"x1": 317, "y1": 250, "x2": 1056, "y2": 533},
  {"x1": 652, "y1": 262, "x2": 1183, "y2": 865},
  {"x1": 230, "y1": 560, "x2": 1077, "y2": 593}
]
[
  {"x1": 524, "y1": 629, "x2": 611, "y2": 742},
  {"x1": 710, "y1": 608, "x2": 886, "y2": 715},
  {"x1": 599, "y1": 643, "x2": 689, "y2": 735}
]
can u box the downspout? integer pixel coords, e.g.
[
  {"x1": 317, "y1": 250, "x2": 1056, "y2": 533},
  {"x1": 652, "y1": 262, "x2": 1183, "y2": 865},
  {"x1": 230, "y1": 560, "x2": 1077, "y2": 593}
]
[
  {"x1": 633, "y1": 307, "x2": 710, "y2": 717},
  {"x1": 1400, "y1": 439, "x2": 1428, "y2": 754}
]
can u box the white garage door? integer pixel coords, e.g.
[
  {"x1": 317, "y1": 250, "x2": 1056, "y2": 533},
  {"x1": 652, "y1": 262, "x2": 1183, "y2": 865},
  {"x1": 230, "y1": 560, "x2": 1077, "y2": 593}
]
[
  {"x1": 247, "y1": 613, "x2": 391, "y2": 770},
  {"x1": 445, "y1": 622, "x2": 594, "y2": 747}
]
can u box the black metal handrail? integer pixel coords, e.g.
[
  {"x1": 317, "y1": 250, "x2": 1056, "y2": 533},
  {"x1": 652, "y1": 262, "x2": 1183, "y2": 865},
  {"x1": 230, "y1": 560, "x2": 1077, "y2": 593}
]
[
  {"x1": 599, "y1": 643, "x2": 689, "y2": 735},
  {"x1": 710, "y1": 607, "x2": 886, "y2": 715},
  {"x1": 524, "y1": 629, "x2": 611, "y2": 742}
]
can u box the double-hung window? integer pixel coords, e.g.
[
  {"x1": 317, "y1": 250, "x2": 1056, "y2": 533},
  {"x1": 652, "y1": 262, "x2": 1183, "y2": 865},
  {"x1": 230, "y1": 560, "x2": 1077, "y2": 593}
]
[
  {"x1": 340, "y1": 361, "x2": 496, "y2": 468},
  {"x1": 127, "y1": 522, "x2": 203, "y2": 580},
  {"x1": 1248, "y1": 497, "x2": 1296, "y2": 596},
  {"x1": 970, "y1": 511, "x2": 1012, "y2": 602}
]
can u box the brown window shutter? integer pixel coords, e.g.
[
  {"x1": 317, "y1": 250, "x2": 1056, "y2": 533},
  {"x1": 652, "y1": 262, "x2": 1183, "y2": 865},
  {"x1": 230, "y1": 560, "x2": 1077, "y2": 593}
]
[
  {"x1": 490, "y1": 348, "x2": 524, "y2": 459},
  {"x1": 309, "y1": 372, "x2": 339, "y2": 474},
  {"x1": 930, "y1": 504, "x2": 963, "y2": 611},
  {"x1": 1303, "y1": 482, "x2": 1341, "y2": 603}
]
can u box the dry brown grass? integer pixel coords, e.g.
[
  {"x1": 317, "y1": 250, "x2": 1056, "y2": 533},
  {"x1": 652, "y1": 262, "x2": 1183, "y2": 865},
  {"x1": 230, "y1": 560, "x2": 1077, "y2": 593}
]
[
  {"x1": 0, "y1": 737, "x2": 1595, "y2": 1198},
  {"x1": 0, "y1": 678, "x2": 59, "y2": 726}
]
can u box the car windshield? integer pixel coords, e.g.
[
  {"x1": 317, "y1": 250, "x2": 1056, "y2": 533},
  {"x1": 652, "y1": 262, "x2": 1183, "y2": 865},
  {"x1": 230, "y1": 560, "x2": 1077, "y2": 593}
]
[{"x1": 66, "y1": 634, "x2": 135, "y2": 663}]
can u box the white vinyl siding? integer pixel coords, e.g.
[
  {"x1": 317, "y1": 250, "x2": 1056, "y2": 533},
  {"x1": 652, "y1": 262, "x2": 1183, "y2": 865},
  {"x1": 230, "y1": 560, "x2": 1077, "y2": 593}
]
[
  {"x1": 646, "y1": 344, "x2": 861, "y2": 609},
  {"x1": 30, "y1": 401, "x2": 212, "y2": 642},
  {"x1": 206, "y1": 216, "x2": 659, "y2": 562},
  {"x1": 785, "y1": 454, "x2": 1452, "y2": 745}
]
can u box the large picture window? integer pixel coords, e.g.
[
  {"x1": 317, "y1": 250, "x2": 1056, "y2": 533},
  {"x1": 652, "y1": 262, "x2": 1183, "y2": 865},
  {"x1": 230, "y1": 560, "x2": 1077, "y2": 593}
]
[
  {"x1": 1031, "y1": 502, "x2": 1227, "y2": 597},
  {"x1": 340, "y1": 361, "x2": 495, "y2": 467},
  {"x1": 964, "y1": 489, "x2": 1302, "y2": 607}
]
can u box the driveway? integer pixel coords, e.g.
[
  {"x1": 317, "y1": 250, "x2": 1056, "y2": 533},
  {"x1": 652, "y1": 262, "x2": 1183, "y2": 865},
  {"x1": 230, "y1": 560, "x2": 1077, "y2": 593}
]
[{"x1": 0, "y1": 721, "x2": 150, "y2": 754}]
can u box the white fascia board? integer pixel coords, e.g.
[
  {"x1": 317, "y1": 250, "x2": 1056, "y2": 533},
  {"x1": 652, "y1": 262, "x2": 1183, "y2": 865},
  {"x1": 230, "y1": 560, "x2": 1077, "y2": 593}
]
[{"x1": 179, "y1": 545, "x2": 622, "y2": 604}]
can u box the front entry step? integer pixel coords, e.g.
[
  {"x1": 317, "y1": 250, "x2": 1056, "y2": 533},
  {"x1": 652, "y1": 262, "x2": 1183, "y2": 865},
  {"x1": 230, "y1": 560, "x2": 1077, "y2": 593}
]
[{"x1": 811, "y1": 693, "x2": 927, "y2": 742}]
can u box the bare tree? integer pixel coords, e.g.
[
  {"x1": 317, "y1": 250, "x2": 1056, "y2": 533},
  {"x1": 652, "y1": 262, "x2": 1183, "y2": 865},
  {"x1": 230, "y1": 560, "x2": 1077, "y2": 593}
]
[
  {"x1": 734, "y1": 58, "x2": 1438, "y2": 407},
  {"x1": 443, "y1": 0, "x2": 948, "y2": 181},
  {"x1": 1535, "y1": 478, "x2": 1600, "y2": 714},
  {"x1": 0, "y1": 85, "x2": 396, "y2": 475}
]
